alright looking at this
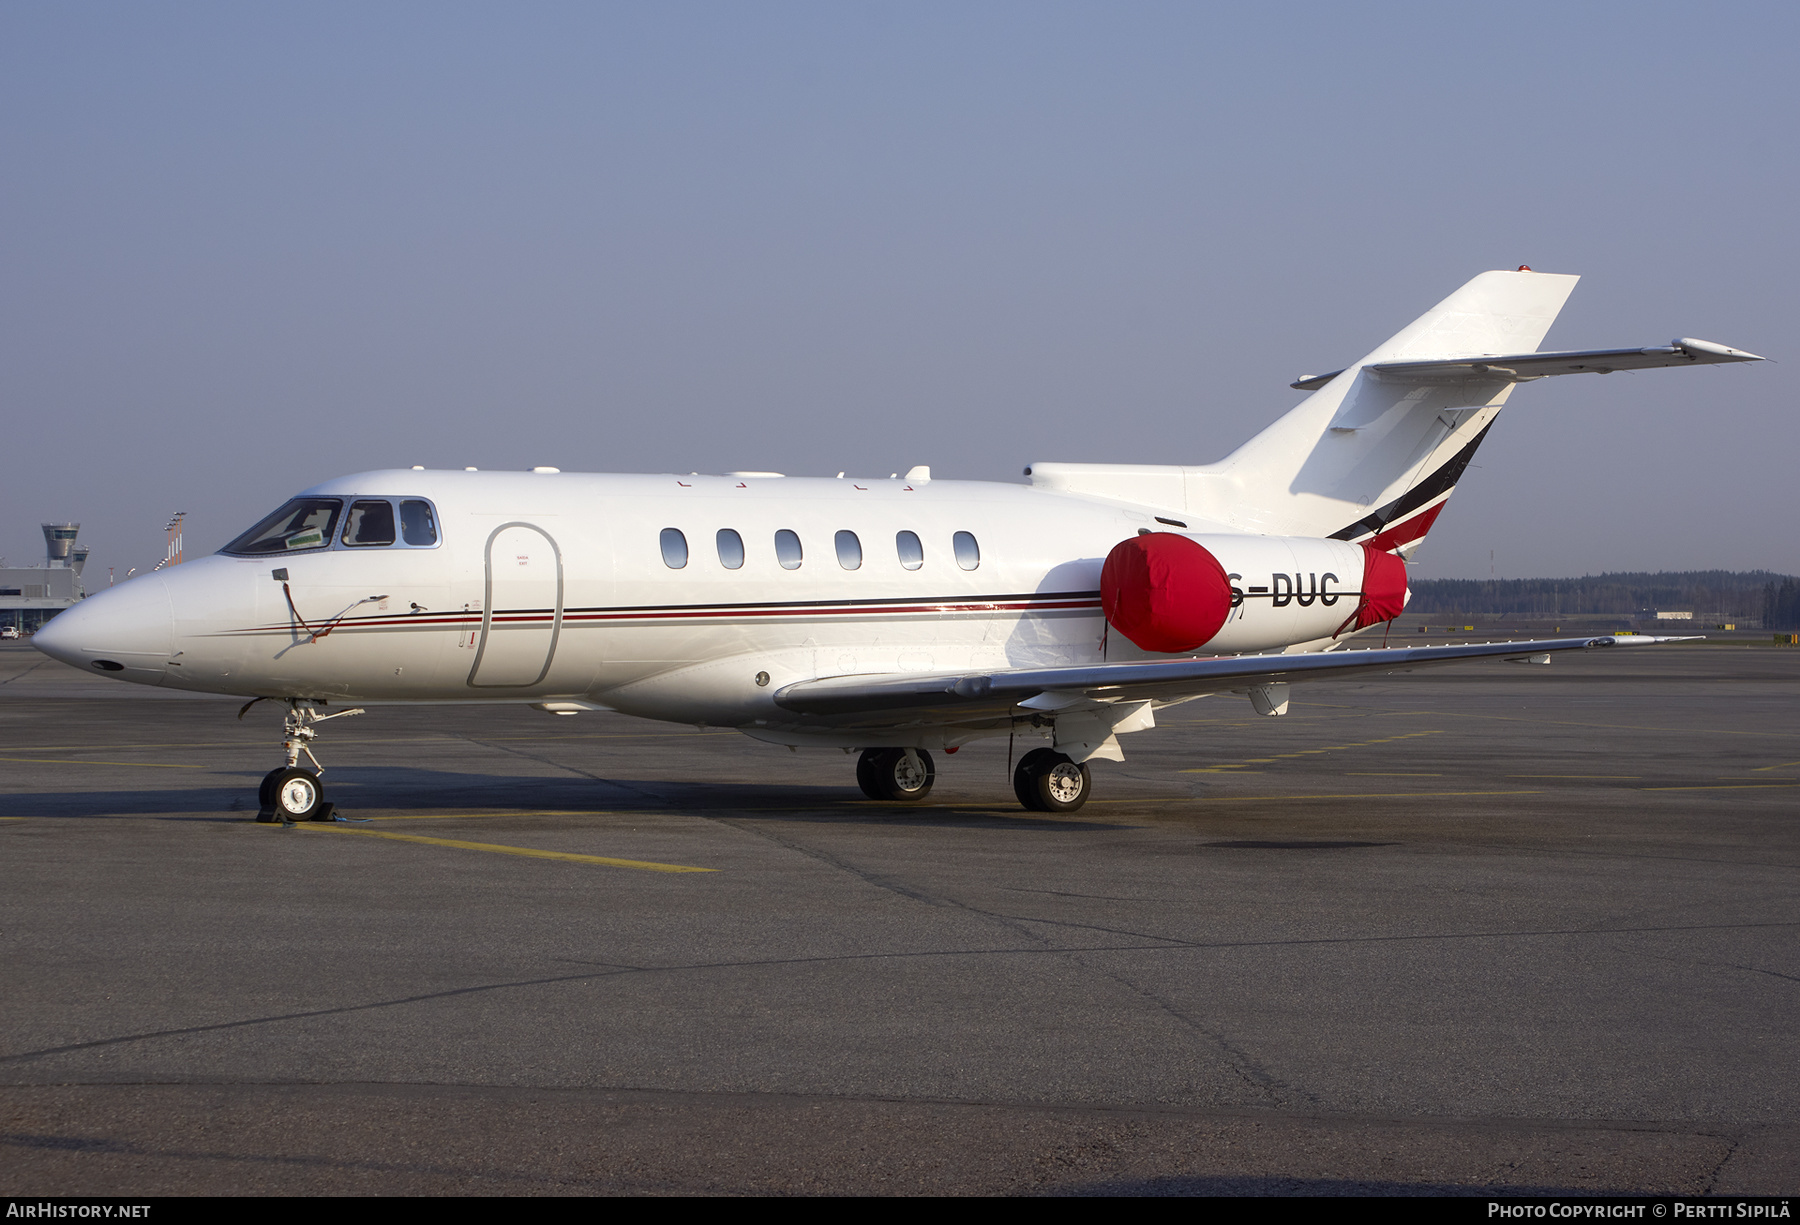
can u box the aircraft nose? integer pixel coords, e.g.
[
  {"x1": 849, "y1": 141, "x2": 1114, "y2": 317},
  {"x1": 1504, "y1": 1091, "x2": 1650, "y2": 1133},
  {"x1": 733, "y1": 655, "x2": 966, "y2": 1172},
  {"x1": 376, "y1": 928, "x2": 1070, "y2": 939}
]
[{"x1": 33, "y1": 576, "x2": 175, "y2": 683}]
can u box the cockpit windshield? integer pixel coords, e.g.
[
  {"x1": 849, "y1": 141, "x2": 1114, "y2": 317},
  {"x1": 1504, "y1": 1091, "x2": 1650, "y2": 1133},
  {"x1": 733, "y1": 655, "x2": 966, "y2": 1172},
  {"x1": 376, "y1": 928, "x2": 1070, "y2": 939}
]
[
  {"x1": 221, "y1": 499, "x2": 344, "y2": 556},
  {"x1": 341, "y1": 500, "x2": 396, "y2": 547}
]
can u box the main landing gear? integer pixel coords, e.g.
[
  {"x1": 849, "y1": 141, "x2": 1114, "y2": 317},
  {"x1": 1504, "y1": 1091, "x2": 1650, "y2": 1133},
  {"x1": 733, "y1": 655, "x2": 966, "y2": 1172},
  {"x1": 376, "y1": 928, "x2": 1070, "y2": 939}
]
[
  {"x1": 852, "y1": 744, "x2": 1093, "y2": 812},
  {"x1": 253, "y1": 700, "x2": 364, "y2": 823},
  {"x1": 856, "y1": 747, "x2": 936, "y2": 801},
  {"x1": 1012, "y1": 748, "x2": 1091, "y2": 813}
]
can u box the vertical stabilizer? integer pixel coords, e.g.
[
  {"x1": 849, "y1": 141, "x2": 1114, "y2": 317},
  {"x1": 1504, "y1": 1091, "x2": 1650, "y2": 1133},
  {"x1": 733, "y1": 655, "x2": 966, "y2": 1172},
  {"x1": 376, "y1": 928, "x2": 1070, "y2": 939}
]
[
  {"x1": 1193, "y1": 270, "x2": 1578, "y2": 547},
  {"x1": 1027, "y1": 270, "x2": 1580, "y2": 555}
]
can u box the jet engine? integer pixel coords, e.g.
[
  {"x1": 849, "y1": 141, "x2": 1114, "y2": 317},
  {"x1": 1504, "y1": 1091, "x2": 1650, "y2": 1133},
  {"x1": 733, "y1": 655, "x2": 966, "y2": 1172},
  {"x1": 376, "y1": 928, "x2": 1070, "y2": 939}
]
[{"x1": 1101, "y1": 532, "x2": 1409, "y2": 654}]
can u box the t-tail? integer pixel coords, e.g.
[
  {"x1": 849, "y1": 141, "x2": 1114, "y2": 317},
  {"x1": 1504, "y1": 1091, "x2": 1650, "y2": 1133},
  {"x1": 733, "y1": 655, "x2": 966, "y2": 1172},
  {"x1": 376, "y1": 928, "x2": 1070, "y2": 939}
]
[{"x1": 1026, "y1": 269, "x2": 1761, "y2": 558}]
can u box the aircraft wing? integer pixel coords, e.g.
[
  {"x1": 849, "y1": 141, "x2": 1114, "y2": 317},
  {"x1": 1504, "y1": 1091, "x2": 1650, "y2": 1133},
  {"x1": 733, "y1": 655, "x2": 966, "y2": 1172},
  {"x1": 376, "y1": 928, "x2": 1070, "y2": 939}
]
[
  {"x1": 773, "y1": 634, "x2": 1694, "y2": 725},
  {"x1": 1290, "y1": 337, "x2": 1763, "y2": 391}
]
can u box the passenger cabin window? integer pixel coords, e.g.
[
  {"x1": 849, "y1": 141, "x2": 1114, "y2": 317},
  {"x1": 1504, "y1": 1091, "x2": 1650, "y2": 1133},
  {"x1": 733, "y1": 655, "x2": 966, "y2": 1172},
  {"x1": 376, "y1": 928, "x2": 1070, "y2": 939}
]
[
  {"x1": 716, "y1": 529, "x2": 745, "y2": 570},
  {"x1": 660, "y1": 528, "x2": 689, "y2": 569},
  {"x1": 221, "y1": 498, "x2": 343, "y2": 556},
  {"x1": 342, "y1": 500, "x2": 397, "y2": 547},
  {"x1": 774, "y1": 529, "x2": 803, "y2": 570},
  {"x1": 896, "y1": 531, "x2": 924, "y2": 570},
  {"x1": 835, "y1": 530, "x2": 862, "y2": 570},
  {"x1": 399, "y1": 499, "x2": 438, "y2": 546},
  {"x1": 953, "y1": 531, "x2": 980, "y2": 571}
]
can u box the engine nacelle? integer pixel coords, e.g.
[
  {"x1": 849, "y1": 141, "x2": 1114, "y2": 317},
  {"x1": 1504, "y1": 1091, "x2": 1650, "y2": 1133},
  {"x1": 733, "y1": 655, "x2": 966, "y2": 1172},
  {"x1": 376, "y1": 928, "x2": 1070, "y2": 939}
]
[{"x1": 1101, "y1": 532, "x2": 1408, "y2": 654}]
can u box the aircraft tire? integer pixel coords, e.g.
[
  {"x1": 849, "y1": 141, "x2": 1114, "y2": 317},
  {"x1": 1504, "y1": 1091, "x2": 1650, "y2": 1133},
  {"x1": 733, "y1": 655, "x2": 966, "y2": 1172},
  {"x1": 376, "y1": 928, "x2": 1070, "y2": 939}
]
[
  {"x1": 267, "y1": 767, "x2": 325, "y2": 822},
  {"x1": 855, "y1": 749, "x2": 886, "y2": 800},
  {"x1": 860, "y1": 747, "x2": 935, "y2": 802},
  {"x1": 1014, "y1": 749, "x2": 1089, "y2": 813},
  {"x1": 1012, "y1": 748, "x2": 1057, "y2": 810},
  {"x1": 257, "y1": 768, "x2": 285, "y2": 810}
]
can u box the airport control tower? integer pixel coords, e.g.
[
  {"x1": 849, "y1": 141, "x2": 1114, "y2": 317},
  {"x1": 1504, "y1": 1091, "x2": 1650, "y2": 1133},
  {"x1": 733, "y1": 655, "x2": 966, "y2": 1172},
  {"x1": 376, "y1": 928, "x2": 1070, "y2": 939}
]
[
  {"x1": 3, "y1": 523, "x2": 85, "y2": 634},
  {"x1": 43, "y1": 523, "x2": 80, "y2": 567}
]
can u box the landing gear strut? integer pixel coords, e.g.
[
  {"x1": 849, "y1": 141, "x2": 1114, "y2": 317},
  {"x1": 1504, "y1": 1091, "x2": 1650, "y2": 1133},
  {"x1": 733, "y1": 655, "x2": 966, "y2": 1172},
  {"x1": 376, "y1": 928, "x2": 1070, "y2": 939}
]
[
  {"x1": 253, "y1": 700, "x2": 364, "y2": 823},
  {"x1": 856, "y1": 747, "x2": 936, "y2": 801},
  {"x1": 1013, "y1": 747, "x2": 1090, "y2": 813}
]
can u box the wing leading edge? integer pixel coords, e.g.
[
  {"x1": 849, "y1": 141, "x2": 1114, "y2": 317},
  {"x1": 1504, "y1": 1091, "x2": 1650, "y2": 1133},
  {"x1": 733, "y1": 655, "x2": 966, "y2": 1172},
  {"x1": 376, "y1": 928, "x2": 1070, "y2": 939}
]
[{"x1": 773, "y1": 634, "x2": 1696, "y2": 724}]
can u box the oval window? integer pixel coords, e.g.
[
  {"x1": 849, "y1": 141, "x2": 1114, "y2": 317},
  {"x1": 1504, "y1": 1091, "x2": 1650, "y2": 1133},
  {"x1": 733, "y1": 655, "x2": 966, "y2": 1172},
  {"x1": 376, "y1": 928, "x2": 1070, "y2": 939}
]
[
  {"x1": 896, "y1": 530, "x2": 923, "y2": 571},
  {"x1": 953, "y1": 531, "x2": 980, "y2": 571},
  {"x1": 835, "y1": 530, "x2": 862, "y2": 570},
  {"x1": 660, "y1": 528, "x2": 689, "y2": 569},
  {"x1": 716, "y1": 528, "x2": 744, "y2": 570},
  {"x1": 774, "y1": 529, "x2": 803, "y2": 570}
]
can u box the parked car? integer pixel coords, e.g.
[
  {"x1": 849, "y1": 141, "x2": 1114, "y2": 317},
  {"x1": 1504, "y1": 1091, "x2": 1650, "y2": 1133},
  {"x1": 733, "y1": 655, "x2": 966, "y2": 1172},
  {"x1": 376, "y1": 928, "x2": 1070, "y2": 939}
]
[{"x1": 0, "y1": 625, "x2": 20, "y2": 640}]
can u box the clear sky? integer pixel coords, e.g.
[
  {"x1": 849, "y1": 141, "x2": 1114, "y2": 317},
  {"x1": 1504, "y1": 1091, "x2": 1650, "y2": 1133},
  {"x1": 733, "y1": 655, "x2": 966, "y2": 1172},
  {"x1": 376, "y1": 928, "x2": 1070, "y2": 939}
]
[{"x1": 2, "y1": 1, "x2": 1792, "y2": 582}]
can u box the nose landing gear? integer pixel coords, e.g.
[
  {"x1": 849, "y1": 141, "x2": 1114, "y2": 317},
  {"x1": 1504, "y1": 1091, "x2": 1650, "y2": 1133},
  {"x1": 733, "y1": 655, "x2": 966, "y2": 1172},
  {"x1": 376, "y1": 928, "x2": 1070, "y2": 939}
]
[{"x1": 252, "y1": 700, "x2": 365, "y2": 823}]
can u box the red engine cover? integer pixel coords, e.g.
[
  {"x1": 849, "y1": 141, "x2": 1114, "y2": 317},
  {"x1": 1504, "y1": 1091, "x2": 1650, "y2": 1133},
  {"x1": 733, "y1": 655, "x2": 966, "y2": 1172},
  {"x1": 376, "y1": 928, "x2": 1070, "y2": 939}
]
[
  {"x1": 1100, "y1": 533, "x2": 1234, "y2": 653},
  {"x1": 1349, "y1": 543, "x2": 1408, "y2": 631}
]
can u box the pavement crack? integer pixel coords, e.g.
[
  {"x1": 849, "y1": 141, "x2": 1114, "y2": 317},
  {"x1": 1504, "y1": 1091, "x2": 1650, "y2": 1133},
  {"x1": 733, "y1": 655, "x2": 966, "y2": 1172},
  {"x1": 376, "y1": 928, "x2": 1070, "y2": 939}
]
[
  {"x1": 0, "y1": 660, "x2": 50, "y2": 687},
  {"x1": 452, "y1": 733, "x2": 670, "y2": 807},
  {"x1": 707, "y1": 816, "x2": 950, "y2": 905},
  {"x1": 0, "y1": 968, "x2": 643, "y2": 1066},
  {"x1": 1067, "y1": 953, "x2": 1299, "y2": 1109},
  {"x1": 1700, "y1": 1133, "x2": 1739, "y2": 1195},
  {"x1": 0, "y1": 1128, "x2": 638, "y2": 1192}
]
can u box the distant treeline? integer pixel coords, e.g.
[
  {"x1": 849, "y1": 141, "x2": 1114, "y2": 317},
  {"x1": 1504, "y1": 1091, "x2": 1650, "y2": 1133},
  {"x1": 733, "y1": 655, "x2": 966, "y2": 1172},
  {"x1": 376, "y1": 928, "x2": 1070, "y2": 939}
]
[{"x1": 1407, "y1": 571, "x2": 1800, "y2": 627}]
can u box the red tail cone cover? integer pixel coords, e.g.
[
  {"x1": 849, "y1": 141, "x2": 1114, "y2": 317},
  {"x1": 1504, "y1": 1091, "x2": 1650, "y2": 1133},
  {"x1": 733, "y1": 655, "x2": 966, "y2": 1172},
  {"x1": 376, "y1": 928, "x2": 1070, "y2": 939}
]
[
  {"x1": 1351, "y1": 543, "x2": 1409, "y2": 630},
  {"x1": 1100, "y1": 533, "x2": 1233, "y2": 653}
]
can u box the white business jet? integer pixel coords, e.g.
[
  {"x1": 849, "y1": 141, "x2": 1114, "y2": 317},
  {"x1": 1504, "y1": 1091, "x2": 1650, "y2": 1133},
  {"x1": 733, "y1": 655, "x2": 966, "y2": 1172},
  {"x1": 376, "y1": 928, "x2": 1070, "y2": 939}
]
[{"x1": 34, "y1": 269, "x2": 1763, "y2": 821}]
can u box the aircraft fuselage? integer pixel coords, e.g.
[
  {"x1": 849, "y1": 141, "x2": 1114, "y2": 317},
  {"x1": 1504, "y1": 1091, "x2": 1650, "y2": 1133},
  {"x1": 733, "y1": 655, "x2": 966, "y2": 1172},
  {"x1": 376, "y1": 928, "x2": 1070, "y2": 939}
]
[{"x1": 38, "y1": 468, "x2": 1374, "y2": 740}]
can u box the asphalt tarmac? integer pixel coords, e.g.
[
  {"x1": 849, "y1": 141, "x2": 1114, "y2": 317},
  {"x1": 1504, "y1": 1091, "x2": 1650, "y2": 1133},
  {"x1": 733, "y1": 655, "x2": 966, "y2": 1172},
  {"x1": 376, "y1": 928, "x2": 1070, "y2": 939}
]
[{"x1": 2, "y1": 640, "x2": 1796, "y2": 1196}]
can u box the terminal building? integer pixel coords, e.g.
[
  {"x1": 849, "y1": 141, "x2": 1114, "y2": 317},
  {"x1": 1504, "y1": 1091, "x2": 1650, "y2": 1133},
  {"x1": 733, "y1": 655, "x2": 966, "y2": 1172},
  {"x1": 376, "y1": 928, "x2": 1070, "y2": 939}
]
[{"x1": 1, "y1": 523, "x2": 88, "y2": 634}]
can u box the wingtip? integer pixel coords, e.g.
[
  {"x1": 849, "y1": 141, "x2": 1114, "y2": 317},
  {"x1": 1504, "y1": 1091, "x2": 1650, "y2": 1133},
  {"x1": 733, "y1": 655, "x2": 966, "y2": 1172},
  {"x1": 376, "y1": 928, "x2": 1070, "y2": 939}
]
[{"x1": 1675, "y1": 338, "x2": 1765, "y2": 363}]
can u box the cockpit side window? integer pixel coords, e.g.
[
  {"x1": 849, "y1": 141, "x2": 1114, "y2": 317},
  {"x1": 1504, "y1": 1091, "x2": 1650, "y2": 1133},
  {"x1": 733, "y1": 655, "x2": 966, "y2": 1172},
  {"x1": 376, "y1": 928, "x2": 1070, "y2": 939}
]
[
  {"x1": 399, "y1": 500, "x2": 438, "y2": 546},
  {"x1": 221, "y1": 499, "x2": 343, "y2": 556},
  {"x1": 342, "y1": 500, "x2": 397, "y2": 547}
]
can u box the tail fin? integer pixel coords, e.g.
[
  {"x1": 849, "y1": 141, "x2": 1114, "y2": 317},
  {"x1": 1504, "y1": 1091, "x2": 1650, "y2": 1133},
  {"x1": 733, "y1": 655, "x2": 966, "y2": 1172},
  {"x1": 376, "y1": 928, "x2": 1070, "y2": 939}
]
[{"x1": 1027, "y1": 270, "x2": 1580, "y2": 556}]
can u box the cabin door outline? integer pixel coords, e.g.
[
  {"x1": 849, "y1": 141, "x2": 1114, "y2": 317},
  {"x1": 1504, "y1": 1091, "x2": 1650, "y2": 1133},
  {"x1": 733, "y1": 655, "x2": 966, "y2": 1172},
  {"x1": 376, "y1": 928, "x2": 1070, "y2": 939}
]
[{"x1": 467, "y1": 521, "x2": 564, "y2": 688}]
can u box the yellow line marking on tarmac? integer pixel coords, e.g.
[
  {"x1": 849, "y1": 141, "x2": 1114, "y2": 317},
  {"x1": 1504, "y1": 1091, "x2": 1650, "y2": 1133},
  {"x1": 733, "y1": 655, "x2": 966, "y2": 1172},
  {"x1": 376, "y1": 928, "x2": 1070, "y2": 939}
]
[
  {"x1": 1093, "y1": 789, "x2": 1544, "y2": 804},
  {"x1": 1511, "y1": 774, "x2": 1641, "y2": 779},
  {"x1": 0, "y1": 756, "x2": 204, "y2": 769},
  {"x1": 296, "y1": 825, "x2": 715, "y2": 872},
  {"x1": 1637, "y1": 784, "x2": 1800, "y2": 792},
  {"x1": 1754, "y1": 760, "x2": 1800, "y2": 772},
  {"x1": 1347, "y1": 772, "x2": 1442, "y2": 776},
  {"x1": 361, "y1": 810, "x2": 618, "y2": 822}
]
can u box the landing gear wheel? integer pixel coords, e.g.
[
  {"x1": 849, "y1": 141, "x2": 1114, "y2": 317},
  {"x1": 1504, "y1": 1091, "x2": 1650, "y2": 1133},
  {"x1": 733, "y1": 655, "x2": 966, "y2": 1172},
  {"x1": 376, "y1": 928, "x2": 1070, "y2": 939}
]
[
  {"x1": 265, "y1": 767, "x2": 325, "y2": 822},
  {"x1": 855, "y1": 747, "x2": 936, "y2": 802},
  {"x1": 855, "y1": 749, "x2": 885, "y2": 800},
  {"x1": 257, "y1": 768, "x2": 284, "y2": 812},
  {"x1": 248, "y1": 699, "x2": 364, "y2": 821},
  {"x1": 1013, "y1": 748, "x2": 1090, "y2": 813}
]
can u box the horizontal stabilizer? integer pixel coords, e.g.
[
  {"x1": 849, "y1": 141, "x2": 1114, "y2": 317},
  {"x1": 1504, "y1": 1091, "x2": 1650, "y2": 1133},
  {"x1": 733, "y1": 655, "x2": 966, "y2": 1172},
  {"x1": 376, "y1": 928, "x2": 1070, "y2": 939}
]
[
  {"x1": 1292, "y1": 337, "x2": 1763, "y2": 391},
  {"x1": 774, "y1": 634, "x2": 1697, "y2": 724}
]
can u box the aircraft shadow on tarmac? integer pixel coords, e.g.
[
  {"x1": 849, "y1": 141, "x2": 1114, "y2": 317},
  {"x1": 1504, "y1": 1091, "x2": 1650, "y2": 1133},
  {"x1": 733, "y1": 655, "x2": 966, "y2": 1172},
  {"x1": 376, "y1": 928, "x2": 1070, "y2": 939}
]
[{"x1": 0, "y1": 766, "x2": 1133, "y2": 830}]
